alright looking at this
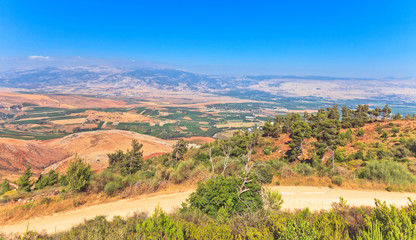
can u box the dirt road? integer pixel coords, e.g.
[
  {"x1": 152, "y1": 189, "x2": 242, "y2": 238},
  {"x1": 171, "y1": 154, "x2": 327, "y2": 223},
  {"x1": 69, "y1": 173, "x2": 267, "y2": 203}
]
[{"x1": 2, "y1": 186, "x2": 416, "y2": 235}]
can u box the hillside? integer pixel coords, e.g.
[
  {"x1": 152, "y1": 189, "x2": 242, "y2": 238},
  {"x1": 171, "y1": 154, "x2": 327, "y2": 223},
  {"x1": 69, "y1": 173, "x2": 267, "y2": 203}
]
[{"x1": 0, "y1": 130, "x2": 173, "y2": 179}]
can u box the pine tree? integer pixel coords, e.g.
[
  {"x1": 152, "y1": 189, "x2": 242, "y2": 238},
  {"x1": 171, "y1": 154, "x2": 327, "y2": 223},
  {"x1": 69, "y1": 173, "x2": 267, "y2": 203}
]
[
  {"x1": 107, "y1": 140, "x2": 144, "y2": 176},
  {"x1": 16, "y1": 166, "x2": 34, "y2": 192},
  {"x1": 66, "y1": 157, "x2": 92, "y2": 192},
  {"x1": 288, "y1": 120, "x2": 312, "y2": 161},
  {"x1": 172, "y1": 139, "x2": 188, "y2": 162},
  {"x1": 382, "y1": 104, "x2": 392, "y2": 120},
  {"x1": 0, "y1": 178, "x2": 11, "y2": 194}
]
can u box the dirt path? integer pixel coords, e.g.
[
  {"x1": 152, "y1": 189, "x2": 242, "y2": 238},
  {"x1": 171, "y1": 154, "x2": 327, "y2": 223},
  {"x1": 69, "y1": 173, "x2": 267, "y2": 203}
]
[{"x1": 2, "y1": 186, "x2": 416, "y2": 235}]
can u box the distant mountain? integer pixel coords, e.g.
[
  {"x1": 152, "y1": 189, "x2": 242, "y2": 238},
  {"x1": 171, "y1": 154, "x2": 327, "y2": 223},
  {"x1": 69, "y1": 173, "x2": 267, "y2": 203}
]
[{"x1": 1, "y1": 66, "x2": 415, "y2": 102}]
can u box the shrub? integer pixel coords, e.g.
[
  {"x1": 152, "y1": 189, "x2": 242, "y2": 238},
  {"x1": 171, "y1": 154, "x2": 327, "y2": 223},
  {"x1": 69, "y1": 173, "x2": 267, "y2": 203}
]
[
  {"x1": 170, "y1": 159, "x2": 196, "y2": 183},
  {"x1": 263, "y1": 146, "x2": 271, "y2": 155},
  {"x1": 332, "y1": 176, "x2": 344, "y2": 186},
  {"x1": 279, "y1": 165, "x2": 295, "y2": 178},
  {"x1": 136, "y1": 207, "x2": 185, "y2": 239},
  {"x1": 356, "y1": 128, "x2": 365, "y2": 137},
  {"x1": 40, "y1": 197, "x2": 53, "y2": 205},
  {"x1": 295, "y1": 163, "x2": 314, "y2": 176},
  {"x1": 381, "y1": 131, "x2": 389, "y2": 140},
  {"x1": 334, "y1": 150, "x2": 346, "y2": 163},
  {"x1": 104, "y1": 178, "x2": 124, "y2": 196},
  {"x1": 187, "y1": 175, "x2": 263, "y2": 217},
  {"x1": 254, "y1": 164, "x2": 273, "y2": 184},
  {"x1": 262, "y1": 189, "x2": 284, "y2": 212},
  {"x1": 66, "y1": 157, "x2": 92, "y2": 192},
  {"x1": 124, "y1": 174, "x2": 139, "y2": 187},
  {"x1": 358, "y1": 160, "x2": 416, "y2": 186},
  {"x1": 353, "y1": 142, "x2": 365, "y2": 149}
]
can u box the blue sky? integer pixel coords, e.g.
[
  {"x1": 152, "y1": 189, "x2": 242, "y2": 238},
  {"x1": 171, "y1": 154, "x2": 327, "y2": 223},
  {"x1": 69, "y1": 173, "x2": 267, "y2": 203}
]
[{"x1": 0, "y1": 0, "x2": 415, "y2": 77}]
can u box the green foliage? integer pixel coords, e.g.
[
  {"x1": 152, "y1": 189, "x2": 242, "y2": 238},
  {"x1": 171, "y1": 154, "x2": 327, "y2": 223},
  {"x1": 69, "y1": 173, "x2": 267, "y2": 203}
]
[
  {"x1": 103, "y1": 176, "x2": 124, "y2": 196},
  {"x1": 332, "y1": 175, "x2": 344, "y2": 186},
  {"x1": 381, "y1": 131, "x2": 389, "y2": 140},
  {"x1": 0, "y1": 178, "x2": 11, "y2": 195},
  {"x1": 382, "y1": 104, "x2": 392, "y2": 119},
  {"x1": 34, "y1": 169, "x2": 59, "y2": 190},
  {"x1": 172, "y1": 139, "x2": 189, "y2": 162},
  {"x1": 288, "y1": 120, "x2": 312, "y2": 161},
  {"x1": 16, "y1": 166, "x2": 34, "y2": 192},
  {"x1": 33, "y1": 198, "x2": 416, "y2": 240},
  {"x1": 170, "y1": 159, "x2": 196, "y2": 183},
  {"x1": 254, "y1": 164, "x2": 274, "y2": 184},
  {"x1": 263, "y1": 146, "x2": 271, "y2": 155},
  {"x1": 263, "y1": 189, "x2": 284, "y2": 212},
  {"x1": 187, "y1": 175, "x2": 263, "y2": 217},
  {"x1": 295, "y1": 163, "x2": 314, "y2": 176},
  {"x1": 136, "y1": 207, "x2": 185, "y2": 239},
  {"x1": 358, "y1": 160, "x2": 416, "y2": 186},
  {"x1": 108, "y1": 140, "x2": 144, "y2": 176},
  {"x1": 356, "y1": 127, "x2": 365, "y2": 137},
  {"x1": 66, "y1": 157, "x2": 92, "y2": 192}
]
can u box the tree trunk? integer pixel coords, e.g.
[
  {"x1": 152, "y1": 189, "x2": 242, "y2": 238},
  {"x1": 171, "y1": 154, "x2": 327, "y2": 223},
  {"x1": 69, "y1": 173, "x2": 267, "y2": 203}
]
[{"x1": 332, "y1": 149, "x2": 335, "y2": 171}]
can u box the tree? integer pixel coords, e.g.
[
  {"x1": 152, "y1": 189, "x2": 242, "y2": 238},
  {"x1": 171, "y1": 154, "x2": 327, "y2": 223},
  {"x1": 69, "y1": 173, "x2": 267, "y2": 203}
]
[
  {"x1": 0, "y1": 178, "x2": 11, "y2": 194},
  {"x1": 353, "y1": 104, "x2": 370, "y2": 127},
  {"x1": 288, "y1": 120, "x2": 312, "y2": 161},
  {"x1": 341, "y1": 106, "x2": 353, "y2": 128},
  {"x1": 262, "y1": 118, "x2": 279, "y2": 138},
  {"x1": 392, "y1": 113, "x2": 402, "y2": 120},
  {"x1": 368, "y1": 107, "x2": 381, "y2": 122},
  {"x1": 66, "y1": 157, "x2": 92, "y2": 192},
  {"x1": 313, "y1": 118, "x2": 341, "y2": 170},
  {"x1": 127, "y1": 140, "x2": 144, "y2": 175},
  {"x1": 108, "y1": 140, "x2": 144, "y2": 176},
  {"x1": 16, "y1": 166, "x2": 34, "y2": 192},
  {"x1": 382, "y1": 104, "x2": 391, "y2": 120},
  {"x1": 34, "y1": 169, "x2": 59, "y2": 189},
  {"x1": 171, "y1": 139, "x2": 189, "y2": 162}
]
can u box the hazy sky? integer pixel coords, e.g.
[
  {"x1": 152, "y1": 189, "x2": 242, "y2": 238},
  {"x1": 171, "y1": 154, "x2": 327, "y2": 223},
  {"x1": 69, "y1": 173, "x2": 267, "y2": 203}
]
[{"x1": 0, "y1": 0, "x2": 415, "y2": 77}]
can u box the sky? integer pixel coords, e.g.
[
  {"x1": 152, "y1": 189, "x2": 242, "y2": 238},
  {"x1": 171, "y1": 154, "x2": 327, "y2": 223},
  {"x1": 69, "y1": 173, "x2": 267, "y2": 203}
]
[{"x1": 0, "y1": 0, "x2": 415, "y2": 77}]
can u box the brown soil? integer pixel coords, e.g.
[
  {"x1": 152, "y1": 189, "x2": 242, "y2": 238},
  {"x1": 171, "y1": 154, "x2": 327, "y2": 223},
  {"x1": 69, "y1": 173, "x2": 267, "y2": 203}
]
[{"x1": 0, "y1": 130, "x2": 174, "y2": 178}]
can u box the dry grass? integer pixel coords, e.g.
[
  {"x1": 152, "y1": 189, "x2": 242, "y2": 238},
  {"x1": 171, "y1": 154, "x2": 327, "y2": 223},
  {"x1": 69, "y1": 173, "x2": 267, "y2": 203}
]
[
  {"x1": 0, "y1": 180, "x2": 198, "y2": 225},
  {"x1": 0, "y1": 193, "x2": 108, "y2": 225}
]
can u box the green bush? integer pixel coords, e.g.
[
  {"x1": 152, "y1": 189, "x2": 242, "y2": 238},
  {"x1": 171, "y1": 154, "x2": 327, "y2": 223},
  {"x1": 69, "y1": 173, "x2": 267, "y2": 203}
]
[
  {"x1": 263, "y1": 146, "x2": 271, "y2": 155},
  {"x1": 332, "y1": 176, "x2": 344, "y2": 186},
  {"x1": 66, "y1": 157, "x2": 92, "y2": 192},
  {"x1": 263, "y1": 189, "x2": 284, "y2": 212},
  {"x1": 170, "y1": 159, "x2": 196, "y2": 183},
  {"x1": 254, "y1": 164, "x2": 274, "y2": 184},
  {"x1": 295, "y1": 163, "x2": 314, "y2": 176},
  {"x1": 104, "y1": 177, "x2": 124, "y2": 196},
  {"x1": 358, "y1": 160, "x2": 416, "y2": 186},
  {"x1": 356, "y1": 128, "x2": 365, "y2": 137},
  {"x1": 187, "y1": 175, "x2": 263, "y2": 217}
]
